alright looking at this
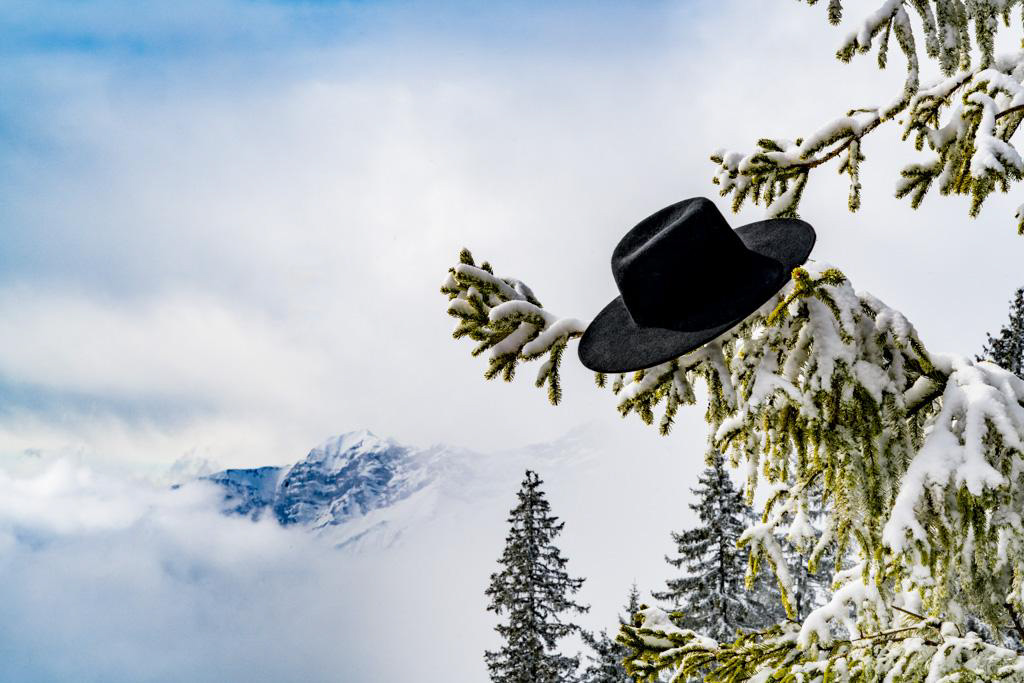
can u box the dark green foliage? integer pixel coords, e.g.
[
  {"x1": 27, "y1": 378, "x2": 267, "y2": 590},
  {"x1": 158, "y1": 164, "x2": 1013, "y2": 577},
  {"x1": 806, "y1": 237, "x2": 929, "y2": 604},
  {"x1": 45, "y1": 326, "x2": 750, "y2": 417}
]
[
  {"x1": 485, "y1": 470, "x2": 589, "y2": 683},
  {"x1": 652, "y1": 451, "x2": 782, "y2": 642},
  {"x1": 980, "y1": 287, "x2": 1024, "y2": 378}
]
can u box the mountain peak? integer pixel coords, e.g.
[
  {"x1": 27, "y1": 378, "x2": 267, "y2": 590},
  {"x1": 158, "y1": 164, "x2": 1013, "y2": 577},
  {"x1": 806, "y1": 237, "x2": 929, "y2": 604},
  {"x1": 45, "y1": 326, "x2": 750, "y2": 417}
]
[
  {"x1": 204, "y1": 425, "x2": 599, "y2": 552},
  {"x1": 207, "y1": 429, "x2": 419, "y2": 539},
  {"x1": 305, "y1": 430, "x2": 397, "y2": 469}
]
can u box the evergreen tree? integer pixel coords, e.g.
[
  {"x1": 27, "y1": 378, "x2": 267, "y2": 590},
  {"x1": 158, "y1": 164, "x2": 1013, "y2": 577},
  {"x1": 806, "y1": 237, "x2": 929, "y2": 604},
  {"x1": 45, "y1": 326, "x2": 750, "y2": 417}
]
[
  {"x1": 980, "y1": 286, "x2": 1024, "y2": 378},
  {"x1": 652, "y1": 451, "x2": 778, "y2": 641},
  {"x1": 579, "y1": 585, "x2": 641, "y2": 683},
  {"x1": 484, "y1": 469, "x2": 589, "y2": 683},
  {"x1": 443, "y1": 252, "x2": 1024, "y2": 680}
]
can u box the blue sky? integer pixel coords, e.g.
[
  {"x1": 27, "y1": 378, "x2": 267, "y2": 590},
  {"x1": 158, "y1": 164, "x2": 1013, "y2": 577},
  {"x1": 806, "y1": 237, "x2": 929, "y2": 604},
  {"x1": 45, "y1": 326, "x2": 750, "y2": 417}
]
[{"x1": 1, "y1": 0, "x2": 696, "y2": 302}]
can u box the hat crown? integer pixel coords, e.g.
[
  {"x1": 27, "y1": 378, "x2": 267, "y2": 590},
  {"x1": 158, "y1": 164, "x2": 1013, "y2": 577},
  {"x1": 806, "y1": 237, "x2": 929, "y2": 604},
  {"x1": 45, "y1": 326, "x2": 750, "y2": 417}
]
[{"x1": 612, "y1": 198, "x2": 785, "y2": 332}]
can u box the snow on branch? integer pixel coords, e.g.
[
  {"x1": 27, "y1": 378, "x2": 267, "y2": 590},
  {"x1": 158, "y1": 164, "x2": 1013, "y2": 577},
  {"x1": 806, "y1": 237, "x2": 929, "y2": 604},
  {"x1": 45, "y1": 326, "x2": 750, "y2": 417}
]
[
  {"x1": 897, "y1": 55, "x2": 1024, "y2": 224},
  {"x1": 441, "y1": 249, "x2": 586, "y2": 405},
  {"x1": 620, "y1": 601, "x2": 1024, "y2": 682},
  {"x1": 717, "y1": 1, "x2": 1024, "y2": 233}
]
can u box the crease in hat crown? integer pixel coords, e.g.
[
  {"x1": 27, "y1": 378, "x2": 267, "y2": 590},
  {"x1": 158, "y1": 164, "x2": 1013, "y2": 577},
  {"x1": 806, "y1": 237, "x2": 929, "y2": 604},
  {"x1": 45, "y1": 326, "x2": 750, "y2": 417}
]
[
  {"x1": 612, "y1": 197, "x2": 786, "y2": 332},
  {"x1": 577, "y1": 196, "x2": 816, "y2": 374}
]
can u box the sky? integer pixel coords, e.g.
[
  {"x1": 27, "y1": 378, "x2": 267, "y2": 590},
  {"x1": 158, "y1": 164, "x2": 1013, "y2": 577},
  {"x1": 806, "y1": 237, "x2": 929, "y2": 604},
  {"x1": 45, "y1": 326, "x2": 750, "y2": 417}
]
[
  {"x1": 4, "y1": 1, "x2": 1024, "y2": 681},
  {"x1": 2, "y1": 0, "x2": 1023, "y2": 473}
]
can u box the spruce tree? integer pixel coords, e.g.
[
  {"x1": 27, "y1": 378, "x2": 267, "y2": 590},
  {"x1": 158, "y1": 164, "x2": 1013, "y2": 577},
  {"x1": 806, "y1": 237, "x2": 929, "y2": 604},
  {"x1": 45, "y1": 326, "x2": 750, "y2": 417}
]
[
  {"x1": 579, "y1": 585, "x2": 640, "y2": 683},
  {"x1": 652, "y1": 451, "x2": 776, "y2": 641},
  {"x1": 980, "y1": 286, "x2": 1024, "y2": 379},
  {"x1": 484, "y1": 469, "x2": 589, "y2": 683}
]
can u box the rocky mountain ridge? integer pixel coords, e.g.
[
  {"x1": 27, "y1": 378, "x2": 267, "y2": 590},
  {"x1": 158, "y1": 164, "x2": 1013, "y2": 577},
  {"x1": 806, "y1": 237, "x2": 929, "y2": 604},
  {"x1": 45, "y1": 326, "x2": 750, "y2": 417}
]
[{"x1": 204, "y1": 426, "x2": 598, "y2": 550}]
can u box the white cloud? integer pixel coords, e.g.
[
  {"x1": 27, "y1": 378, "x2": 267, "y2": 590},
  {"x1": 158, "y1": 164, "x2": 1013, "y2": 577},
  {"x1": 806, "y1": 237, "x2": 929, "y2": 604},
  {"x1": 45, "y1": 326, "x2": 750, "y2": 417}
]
[
  {"x1": 0, "y1": 1, "x2": 1021, "y2": 474},
  {"x1": 0, "y1": 420, "x2": 703, "y2": 682},
  {"x1": 0, "y1": 288, "x2": 324, "y2": 408},
  {"x1": 0, "y1": 461, "x2": 360, "y2": 681}
]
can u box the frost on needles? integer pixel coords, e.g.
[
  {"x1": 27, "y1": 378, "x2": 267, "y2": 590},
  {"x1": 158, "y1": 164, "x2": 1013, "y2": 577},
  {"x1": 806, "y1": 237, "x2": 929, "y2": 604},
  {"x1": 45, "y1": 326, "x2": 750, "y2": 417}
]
[
  {"x1": 442, "y1": 250, "x2": 1024, "y2": 681},
  {"x1": 712, "y1": 0, "x2": 1024, "y2": 233}
]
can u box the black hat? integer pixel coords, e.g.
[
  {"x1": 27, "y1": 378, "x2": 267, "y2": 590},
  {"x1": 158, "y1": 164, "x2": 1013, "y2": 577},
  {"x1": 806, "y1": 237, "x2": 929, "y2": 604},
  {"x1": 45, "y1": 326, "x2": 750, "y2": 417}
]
[{"x1": 578, "y1": 197, "x2": 816, "y2": 373}]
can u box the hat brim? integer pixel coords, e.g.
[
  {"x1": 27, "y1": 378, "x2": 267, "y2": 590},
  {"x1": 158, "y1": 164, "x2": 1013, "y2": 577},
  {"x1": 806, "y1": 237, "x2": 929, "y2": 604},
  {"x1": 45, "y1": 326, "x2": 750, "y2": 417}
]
[{"x1": 578, "y1": 218, "x2": 815, "y2": 373}]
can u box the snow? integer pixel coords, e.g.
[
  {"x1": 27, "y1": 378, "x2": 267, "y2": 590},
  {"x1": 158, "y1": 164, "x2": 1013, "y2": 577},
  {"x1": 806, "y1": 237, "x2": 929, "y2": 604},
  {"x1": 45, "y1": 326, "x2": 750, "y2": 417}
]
[
  {"x1": 883, "y1": 355, "x2": 1024, "y2": 552},
  {"x1": 785, "y1": 504, "x2": 816, "y2": 549},
  {"x1": 452, "y1": 263, "x2": 525, "y2": 301},
  {"x1": 203, "y1": 426, "x2": 614, "y2": 552},
  {"x1": 855, "y1": 0, "x2": 904, "y2": 50},
  {"x1": 521, "y1": 317, "x2": 586, "y2": 358},
  {"x1": 798, "y1": 573, "x2": 874, "y2": 647},
  {"x1": 447, "y1": 297, "x2": 477, "y2": 318},
  {"x1": 488, "y1": 299, "x2": 548, "y2": 322},
  {"x1": 489, "y1": 320, "x2": 539, "y2": 359}
]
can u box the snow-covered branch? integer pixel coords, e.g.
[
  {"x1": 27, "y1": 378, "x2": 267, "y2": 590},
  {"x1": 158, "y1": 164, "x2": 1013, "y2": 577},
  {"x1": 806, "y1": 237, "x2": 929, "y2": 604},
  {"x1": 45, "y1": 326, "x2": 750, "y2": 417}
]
[
  {"x1": 441, "y1": 249, "x2": 586, "y2": 405},
  {"x1": 716, "y1": 1, "x2": 1024, "y2": 233},
  {"x1": 620, "y1": 604, "x2": 1024, "y2": 682}
]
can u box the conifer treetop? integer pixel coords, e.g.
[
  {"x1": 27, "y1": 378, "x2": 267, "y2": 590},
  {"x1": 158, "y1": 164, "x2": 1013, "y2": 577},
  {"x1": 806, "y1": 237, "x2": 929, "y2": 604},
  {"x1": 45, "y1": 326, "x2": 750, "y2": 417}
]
[
  {"x1": 980, "y1": 286, "x2": 1024, "y2": 377},
  {"x1": 713, "y1": 0, "x2": 1024, "y2": 233},
  {"x1": 485, "y1": 469, "x2": 589, "y2": 683},
  {"x1": 580, "y1": 585, "x2": 641, "y2": 683}
]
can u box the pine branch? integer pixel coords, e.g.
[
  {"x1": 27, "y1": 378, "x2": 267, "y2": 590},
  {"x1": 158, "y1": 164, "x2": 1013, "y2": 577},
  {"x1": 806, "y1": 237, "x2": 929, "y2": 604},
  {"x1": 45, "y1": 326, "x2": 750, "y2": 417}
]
[
  {"x1": 442, "y1": 249, "x2": 586, "y2": 405},
  {"x1": 720, "y1": 2, "x2": 1024, "y2": 233},
  {"x1": 996, "y1": 104, "x2": 1024, "y2": 120}
]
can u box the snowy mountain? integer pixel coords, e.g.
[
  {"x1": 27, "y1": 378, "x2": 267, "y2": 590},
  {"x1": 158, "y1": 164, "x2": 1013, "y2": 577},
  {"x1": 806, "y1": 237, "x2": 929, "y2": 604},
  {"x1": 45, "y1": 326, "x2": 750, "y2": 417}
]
[{"x1": 204, "y1": 427, "x2": 600, "y2": 550}]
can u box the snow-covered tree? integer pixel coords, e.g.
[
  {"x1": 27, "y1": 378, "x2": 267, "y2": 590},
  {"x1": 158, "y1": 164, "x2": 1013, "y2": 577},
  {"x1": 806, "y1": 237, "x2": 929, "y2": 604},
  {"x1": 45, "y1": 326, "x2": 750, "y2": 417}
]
[
  {"x1": 652, "y1": 450, "x2": 780, "y2": 642},
  {"x1": 981, "y1": 286, "x2": 1024, "y2": 378},
  {"x1": 444, "y1": 251, "x2": 1024, "y2": 680},
  {"x1": 579, "y1": 585, "x2": 641, "y2": 683},
  {"x1": 485, "y1": 469, "x2": 589, "y2": 683},
  {"x1": 712, "y1": 1, "x2": 1024, "y2": 233}
]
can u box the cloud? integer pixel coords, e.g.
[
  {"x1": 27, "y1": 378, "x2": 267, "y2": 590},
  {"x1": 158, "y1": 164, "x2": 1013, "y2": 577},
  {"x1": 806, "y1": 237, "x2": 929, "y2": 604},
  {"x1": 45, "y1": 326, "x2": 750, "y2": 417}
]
[
  {"x1": 0, "y1": 420, "x2": 704, "y2": 682},
  {"x1": 0, "y1": 288, "x2": 324, "y2": 410},
  {"x1": 0, "y1": 0, "x2": 1021, "y2": 470},
  {"x1": 0, "y1": 461, "x2": 364, "y2": 682}
]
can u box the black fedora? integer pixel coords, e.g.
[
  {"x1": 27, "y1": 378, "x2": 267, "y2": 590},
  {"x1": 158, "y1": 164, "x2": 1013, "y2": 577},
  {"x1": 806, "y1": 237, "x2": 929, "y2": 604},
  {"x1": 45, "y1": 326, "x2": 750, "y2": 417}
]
[{"x1": 578, "y1": 197, "x2": 816, "y2": 373}]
